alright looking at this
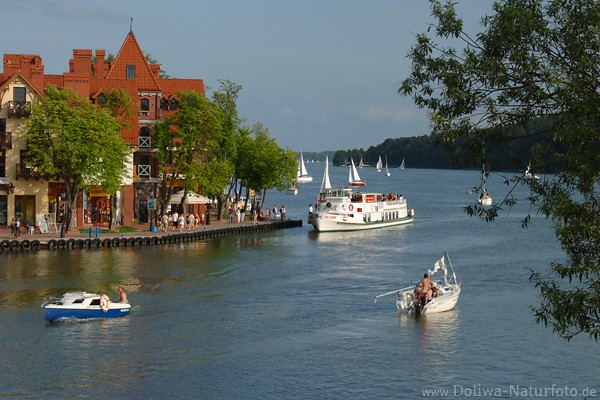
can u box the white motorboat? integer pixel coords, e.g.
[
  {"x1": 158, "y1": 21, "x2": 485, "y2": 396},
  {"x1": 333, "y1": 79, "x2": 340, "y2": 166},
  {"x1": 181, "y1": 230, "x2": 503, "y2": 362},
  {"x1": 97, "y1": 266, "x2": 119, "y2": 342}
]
[
  {"x1": 308, "y1": 156, "x2": 414, "y2": 232},
  {"x1": 348, "y1": 158, "x2": 366, "y2": 187},
  {"x1": 296, "y1": 151, "x2": 313, "y2": 183},
  {"x1": 42, "y1": 291, "x2": 131, "y2": 321},
  {"x1": 375, "y1": 253, "x2": 460, "y2": 315}
]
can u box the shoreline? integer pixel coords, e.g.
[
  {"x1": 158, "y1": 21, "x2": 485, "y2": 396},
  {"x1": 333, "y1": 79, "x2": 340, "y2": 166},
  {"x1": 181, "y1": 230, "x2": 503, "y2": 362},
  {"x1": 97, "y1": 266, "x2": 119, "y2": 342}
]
[{"x1": 0, "y1": 219, "x2": 303, "y2": 252}]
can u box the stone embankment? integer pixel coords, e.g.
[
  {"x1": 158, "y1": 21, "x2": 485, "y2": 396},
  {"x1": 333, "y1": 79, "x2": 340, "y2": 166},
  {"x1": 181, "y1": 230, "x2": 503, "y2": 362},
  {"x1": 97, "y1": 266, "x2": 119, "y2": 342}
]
[{"x1": 0, "y1": 220, "x2": 303, "y2": 253}]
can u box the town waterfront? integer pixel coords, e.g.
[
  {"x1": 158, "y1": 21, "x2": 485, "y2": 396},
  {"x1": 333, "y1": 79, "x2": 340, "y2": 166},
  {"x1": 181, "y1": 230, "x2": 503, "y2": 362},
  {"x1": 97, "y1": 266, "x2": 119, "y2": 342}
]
[{"x1": 1, "y1": 167, "x2": 598, "y2": 399}]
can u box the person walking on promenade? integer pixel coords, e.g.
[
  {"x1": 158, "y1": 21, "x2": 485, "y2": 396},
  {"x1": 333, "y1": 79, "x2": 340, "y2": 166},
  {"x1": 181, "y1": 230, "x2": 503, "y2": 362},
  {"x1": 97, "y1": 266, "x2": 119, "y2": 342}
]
[
  {"x1": 161, "y1": 213, "x2": 169, "y2": 232},
  {"x1": 172, "y1": 211, "x2": 179, "y2": 231}
]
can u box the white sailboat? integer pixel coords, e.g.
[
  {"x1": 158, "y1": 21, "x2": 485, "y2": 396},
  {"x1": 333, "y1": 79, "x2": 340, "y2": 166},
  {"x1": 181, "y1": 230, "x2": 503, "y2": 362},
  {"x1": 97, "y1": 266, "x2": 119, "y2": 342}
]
[
  {"x1": 376, "y1": 156, "x2": 383, "y2": 172},
  {"x1": 358, "y1": 158, "x2": 364, "y2": 168},
  {"x1": 385, "y1": 156, "x2": 391, "y2": 177},
  {"x1": 348, "y1": 158, "x2": 366, "y2": 187},
  {"x1": 477, "y1": 164, "x2": 492, "y2": 206},
  {"x1": 296, "y1": 151, "x2": 313, "y2": 183},
  {"x1": 398, "y1": 158, "x2": 405, "y2": 170},
  {"x1": 375, "y1": 252, "x2": 460, "y2": 315}
]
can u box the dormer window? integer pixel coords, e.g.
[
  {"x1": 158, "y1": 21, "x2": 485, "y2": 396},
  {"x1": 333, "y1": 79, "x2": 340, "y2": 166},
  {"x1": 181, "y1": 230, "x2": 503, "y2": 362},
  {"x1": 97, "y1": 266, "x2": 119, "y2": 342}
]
[
  {"x1": 160, "y1": 98, "x2": 169, "y2": 111},
  {"x1": 169, "y1": 98, "x2": 179, "y2": 110},
  {"x1": 126, "y1": 65, "x2": 135, "y2": 79}
]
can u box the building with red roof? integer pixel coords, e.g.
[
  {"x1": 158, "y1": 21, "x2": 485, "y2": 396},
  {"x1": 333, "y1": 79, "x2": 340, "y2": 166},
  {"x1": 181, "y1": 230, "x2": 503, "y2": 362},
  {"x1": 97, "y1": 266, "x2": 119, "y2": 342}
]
[{"x1": 0, "y1": 30, "x2": 204, "y2": 230}]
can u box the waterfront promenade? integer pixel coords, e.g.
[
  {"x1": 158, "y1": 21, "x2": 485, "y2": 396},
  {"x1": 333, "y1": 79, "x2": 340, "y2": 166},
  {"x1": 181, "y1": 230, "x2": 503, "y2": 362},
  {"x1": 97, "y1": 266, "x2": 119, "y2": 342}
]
[{"x1": 0, "y1": 219, "x2": 303, "y2": 252}]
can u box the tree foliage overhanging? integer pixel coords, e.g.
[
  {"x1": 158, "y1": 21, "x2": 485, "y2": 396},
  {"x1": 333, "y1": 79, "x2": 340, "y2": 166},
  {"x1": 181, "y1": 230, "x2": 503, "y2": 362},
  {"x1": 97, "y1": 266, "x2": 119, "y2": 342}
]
[{"x1": 400, "y1": 0, "x2": 600, "y2": 340}]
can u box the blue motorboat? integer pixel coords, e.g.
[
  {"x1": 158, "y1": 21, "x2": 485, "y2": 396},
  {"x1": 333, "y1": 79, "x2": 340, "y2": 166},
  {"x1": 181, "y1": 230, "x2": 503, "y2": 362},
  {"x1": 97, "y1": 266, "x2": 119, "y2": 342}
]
[{"x1": 42, "y1": 292, "x2": 131, "y2": 321}]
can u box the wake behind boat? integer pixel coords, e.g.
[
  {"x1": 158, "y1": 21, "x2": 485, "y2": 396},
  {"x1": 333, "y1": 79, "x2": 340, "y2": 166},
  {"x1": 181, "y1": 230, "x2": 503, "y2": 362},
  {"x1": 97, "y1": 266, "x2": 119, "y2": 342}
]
[
  {"x1": 375, "y1": 252, "x2": 460, "y2": 315},
  {"x1": 42, "y1": 291, "x2": 131, "y2": 321},
  {"x1": 308, "y1": 156, "x2": 414, "y2": 232}
]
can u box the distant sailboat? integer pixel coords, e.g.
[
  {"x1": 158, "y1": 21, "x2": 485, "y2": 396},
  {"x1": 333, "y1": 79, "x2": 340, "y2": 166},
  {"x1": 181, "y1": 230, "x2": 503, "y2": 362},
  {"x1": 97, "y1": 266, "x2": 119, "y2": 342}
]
[
  {"x1": 385, "y1": 156, "x2": 391, "y2": 177},
  {"x1": 376, "y1": 156, "x2": 383, "y2": 172},
  {"x1": 398, "y1": 158, "x2": 405, "y2": 170},
  {"x1": 296, "y1": 151, "x2": 313, "y2": 183},
  {"x1": 358, "y1": 158, "x2": 364, "y2": 168},
  {"x1": 348, "y1": 158, "x2": 367, "y2": 187},
  {"x1": 477, "y1": 164, "x2": 492, "y2": 206}
]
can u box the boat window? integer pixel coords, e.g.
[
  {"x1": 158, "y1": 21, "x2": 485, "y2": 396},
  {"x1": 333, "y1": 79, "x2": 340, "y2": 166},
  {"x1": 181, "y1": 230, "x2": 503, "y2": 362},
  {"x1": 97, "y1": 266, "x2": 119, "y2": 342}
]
[
  {"x1": 73, "y1": 299, "x2": 84, "y2": 303},
  {"x1": 90, "y1": 299, "x2": 101, "y2": 306}
]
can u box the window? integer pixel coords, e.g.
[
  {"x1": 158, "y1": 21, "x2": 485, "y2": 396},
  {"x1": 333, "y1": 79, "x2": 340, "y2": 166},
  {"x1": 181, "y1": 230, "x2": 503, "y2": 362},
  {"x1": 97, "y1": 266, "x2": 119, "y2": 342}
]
[
  {"x1": 97, "y1": 93, "x2": 107, "y2": 106},
  {"x1": 140, "y1": 98, "x2": 149, "y2": 111},
  {"x1": 126, "y1": 65, "x2": 136, "y2": 79},
  {"x1": 13, "y1": 87, "x2": 26, "y2": 102},
  {"x1": 169, "y1": 98, "x2": 179, "y2": 110},
  {"x1": 0, "y1": 118, "x2": 5, "y2": 132},
  {"x1": 160, "y1": 98, "x2": 169, "y2": 111}
]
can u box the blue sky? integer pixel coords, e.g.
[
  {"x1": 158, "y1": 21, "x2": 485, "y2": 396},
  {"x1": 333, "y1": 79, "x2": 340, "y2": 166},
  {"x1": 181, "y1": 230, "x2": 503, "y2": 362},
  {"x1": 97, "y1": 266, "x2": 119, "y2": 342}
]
[{"x1": 1, "y1": 0, "x2": 495, "y2": 152}]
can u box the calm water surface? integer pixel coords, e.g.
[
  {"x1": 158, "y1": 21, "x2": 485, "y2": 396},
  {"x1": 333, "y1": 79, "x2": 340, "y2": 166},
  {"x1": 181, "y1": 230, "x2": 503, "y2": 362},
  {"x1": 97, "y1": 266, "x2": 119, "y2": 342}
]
[{"x1": 1, "y1": 167, "x2": 598, "y2": 399}]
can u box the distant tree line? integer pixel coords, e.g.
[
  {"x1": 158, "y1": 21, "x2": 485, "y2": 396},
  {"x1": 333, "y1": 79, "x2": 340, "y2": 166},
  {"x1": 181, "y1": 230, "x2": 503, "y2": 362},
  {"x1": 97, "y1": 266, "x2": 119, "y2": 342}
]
[{"x1": 332, "y1": 117, "x2": 562, "y2": 173}]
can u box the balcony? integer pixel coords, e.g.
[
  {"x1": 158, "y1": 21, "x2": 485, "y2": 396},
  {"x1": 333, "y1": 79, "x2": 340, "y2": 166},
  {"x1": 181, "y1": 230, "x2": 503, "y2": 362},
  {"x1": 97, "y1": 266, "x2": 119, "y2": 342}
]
[
  {"x1": 16, "y1": 164, "x2": 40, "y2": 180},
  {"x1": 137, "y1": 164, "x2": 151, "y2": 177},
  {"x1": 8, "y1": 101, "x2": 32, "y2": 118},
  {"x1": 0, "y1": 132, "x2": 11, "y2": 148},
  {"x1": 138, "y1": 136, "x2": 151, "y2": 148},
  {"x1": 0, "y1": 176, "x2": 14, "y2": 192}
]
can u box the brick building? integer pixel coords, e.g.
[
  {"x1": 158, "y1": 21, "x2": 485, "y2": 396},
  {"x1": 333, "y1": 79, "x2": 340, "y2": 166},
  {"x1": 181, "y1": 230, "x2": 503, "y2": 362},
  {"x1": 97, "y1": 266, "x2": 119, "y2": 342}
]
[{"x1": 0, "y1": 30, "x2": 204, "y2": 231}]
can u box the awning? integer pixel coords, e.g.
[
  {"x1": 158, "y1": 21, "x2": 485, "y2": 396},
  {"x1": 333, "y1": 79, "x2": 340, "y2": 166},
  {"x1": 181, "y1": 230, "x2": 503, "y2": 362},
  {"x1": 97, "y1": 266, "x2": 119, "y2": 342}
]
[{"x1": 169, "y1": 190, "x2": 211, "y2": 205}]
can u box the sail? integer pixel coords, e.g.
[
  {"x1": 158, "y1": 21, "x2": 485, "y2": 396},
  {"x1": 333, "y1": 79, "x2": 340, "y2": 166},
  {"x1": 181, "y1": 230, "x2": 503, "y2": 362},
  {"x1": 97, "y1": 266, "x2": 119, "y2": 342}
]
[
  {"x1": 376, "y1": 156, "x2": 383, "y2": 171},
  {"x1": 399, "y1": 158, "x2": 405, "y2": 170},
  {"x1": 298, "y1": 151, "x2": 309, "y2": 177},
  {"x1": 385, "y1": 155, "x2": 390, "y2": 176},
  {"x1": 321, "y1": 156, "x2": 331, "y2": 191},
  {"x1": 349, "y1": 158, "x2": 362, "y2": 183},
  {"x1": 358, "y1": 158, "x2": 364, "y2": 168}
]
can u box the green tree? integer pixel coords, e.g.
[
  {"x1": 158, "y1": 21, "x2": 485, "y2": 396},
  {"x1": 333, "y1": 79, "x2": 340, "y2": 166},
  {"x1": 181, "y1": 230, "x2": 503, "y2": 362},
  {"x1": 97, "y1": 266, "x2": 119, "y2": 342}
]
[
  {"x1": 400, "y1": 0, "x2": 600, "y2": 340},
  {"x1": 154, "y1": 91, "x2": 227, "y2": 215},
  {"x1": 25, "y1": 85, "x2": 129, "y2": 237},
  {"x1": 237, "y1": 123, "x2": 297, "y2": 210},
  {"x1": 101, "y1": 88, "x2": 136, "y2": 229}
]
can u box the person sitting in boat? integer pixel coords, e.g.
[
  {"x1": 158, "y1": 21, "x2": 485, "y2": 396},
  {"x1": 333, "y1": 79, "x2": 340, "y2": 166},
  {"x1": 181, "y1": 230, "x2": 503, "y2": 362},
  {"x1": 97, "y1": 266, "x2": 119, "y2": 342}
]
[
  {"x1": 415, "y1": 274, "x2": 433, "y2": 307},
  {"x1": 116, "y1": 286, "x2": 127, "y2": 304}
]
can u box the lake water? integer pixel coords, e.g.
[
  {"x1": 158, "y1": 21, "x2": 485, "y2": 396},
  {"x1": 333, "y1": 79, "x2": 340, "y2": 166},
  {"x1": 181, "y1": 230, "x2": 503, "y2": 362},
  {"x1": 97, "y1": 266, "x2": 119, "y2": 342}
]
[{"x1": 1, "y1": 167, "x2": 598, "y2": 399}]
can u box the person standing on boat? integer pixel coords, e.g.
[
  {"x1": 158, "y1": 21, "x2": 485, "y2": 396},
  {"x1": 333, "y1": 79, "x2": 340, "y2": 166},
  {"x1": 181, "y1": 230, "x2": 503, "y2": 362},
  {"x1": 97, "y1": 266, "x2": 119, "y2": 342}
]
[
  {"x1": 308, "y1": 204, "x2": 313, "y2": 217},
  {"x1": 116, "y1": 286, "x2": 127, "y2": 304},
  {"x1": 416, "y1": 274, "x2": 432, "y2": 306}
]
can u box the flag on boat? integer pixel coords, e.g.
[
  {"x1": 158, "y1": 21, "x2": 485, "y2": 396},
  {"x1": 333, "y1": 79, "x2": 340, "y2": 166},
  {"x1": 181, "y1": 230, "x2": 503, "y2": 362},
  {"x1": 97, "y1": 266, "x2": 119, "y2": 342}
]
[{"x1": 428, "y1": 255, "x2": 447, "y2": 277}]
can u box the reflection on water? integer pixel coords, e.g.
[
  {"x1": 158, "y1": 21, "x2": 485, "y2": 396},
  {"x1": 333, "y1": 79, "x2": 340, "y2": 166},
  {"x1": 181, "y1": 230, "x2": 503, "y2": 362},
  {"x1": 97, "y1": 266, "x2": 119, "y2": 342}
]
[{"x1": 0, "y1": 169, "x2": 597, "y2": 399}]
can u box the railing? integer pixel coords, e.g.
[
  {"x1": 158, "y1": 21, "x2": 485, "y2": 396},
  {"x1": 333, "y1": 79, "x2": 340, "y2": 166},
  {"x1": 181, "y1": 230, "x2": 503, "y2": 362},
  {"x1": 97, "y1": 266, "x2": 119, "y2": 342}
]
[
  {"x1": 16, "y1": 164, "x2": 40, "y2": 180},
  {"x1": 0, "y1": 176, "x2": 10, "y2": 191},
  {"x1": 137, "y1": 164, "x2": 151, "y2": 177},
  {"x1": 138, "y1": 136, "x2": 151, "y2": 148},
  {"x1": 8, "y1": 101, "x2": 32, "y2": 118},
  {"x1": 0, "y1": 132, "x2": 11, "y2": 148}
]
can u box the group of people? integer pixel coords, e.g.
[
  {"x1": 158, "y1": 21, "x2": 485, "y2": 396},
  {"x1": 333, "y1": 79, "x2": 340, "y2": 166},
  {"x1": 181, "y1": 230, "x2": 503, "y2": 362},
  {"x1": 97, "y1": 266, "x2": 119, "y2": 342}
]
[
  {"x1": 414, "y1": 273, "x2": 439, "y2": 309},
  {"x1": 158, "y1": 211, "x2": 206, "y2": 232},
  {"x1": 10, "y1": 217, "x2": 21, "y2": 238},
  {"x1": 228, "y1": 204, "x2": 287, "y2": 223}
]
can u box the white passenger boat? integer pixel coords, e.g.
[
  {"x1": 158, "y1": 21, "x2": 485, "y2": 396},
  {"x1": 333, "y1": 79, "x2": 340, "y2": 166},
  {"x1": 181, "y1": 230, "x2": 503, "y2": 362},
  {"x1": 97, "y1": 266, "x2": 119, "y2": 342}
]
[
  {"x1": 42, "y1": 292, "x2": 131, "y2": 321},
  {"x1": 308, "y1": 156, "x2": 414, "y2": 232},
  {"x1": 375, "y1": 252, "x2": 460, "y2": 315}
]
